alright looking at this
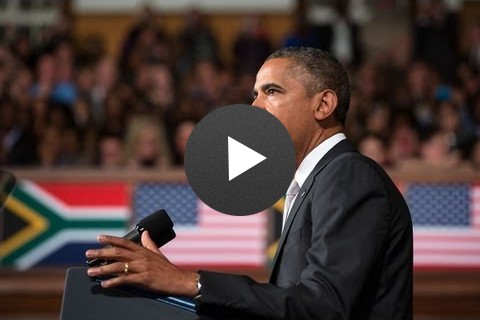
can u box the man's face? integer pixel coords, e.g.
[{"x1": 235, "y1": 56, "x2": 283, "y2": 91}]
[{"x1": 252, "y1": 58, "x2": 317, "y2": 157}]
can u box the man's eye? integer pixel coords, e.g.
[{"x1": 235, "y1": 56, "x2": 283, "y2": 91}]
[{"x1": 267, "y1": 89, "x2": 277, "y2": 95}]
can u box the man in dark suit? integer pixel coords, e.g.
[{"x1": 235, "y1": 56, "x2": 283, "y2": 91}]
[{"x1": 86, "y1": 47, "x2": 413, "y2": 320}]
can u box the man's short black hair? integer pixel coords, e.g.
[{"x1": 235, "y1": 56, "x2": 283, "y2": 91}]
[{"x1": 266, "y1": 47, "x2": 351, "y2": 125}]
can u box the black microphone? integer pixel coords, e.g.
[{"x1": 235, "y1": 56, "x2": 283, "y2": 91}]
[{"x1": 87, "y1": 209, "x2": 176, "y2": 267}]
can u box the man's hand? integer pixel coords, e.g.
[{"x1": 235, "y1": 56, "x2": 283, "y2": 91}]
[{"x1": 85, "y1": 231, "x2": 199, "y2": 298}]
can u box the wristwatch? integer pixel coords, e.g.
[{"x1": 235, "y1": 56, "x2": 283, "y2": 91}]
[{"x1": 195, "y1": 273, "x2": 202, "y2": 300}]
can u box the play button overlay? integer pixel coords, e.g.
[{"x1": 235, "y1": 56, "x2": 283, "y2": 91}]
[
  {"x1": 228, "y1": 136, "x2": 266, "y2": 181},
  {"x1": 185, "y1": 104, "x2": 295, "y2": 216}
]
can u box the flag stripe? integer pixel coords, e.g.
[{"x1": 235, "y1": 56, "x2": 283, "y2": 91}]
[
  {"x1": 68, "y1": 207, "x2": 130, "y2": 219},
  {"x1": 414, "y1": 242, "x2": 480, "y2": 250},
  {"x1": 20, "y1": 181, "x2": 129, "y2": 219},
  {"x1": 201, "y1": 214, "x2": 267, "y2": 224},
  {"x1": 414, "y1": 255, "x2": 480, "y2": 266},
  {"x1": 38, "y1": 183, "x2": 129, "y2": 206},
  {"x1": 15, "y1": 229, "x2": 124, "y2": 270},
  {"x1": 414, "y1": 231, "x2": 480, "y2": 241}
]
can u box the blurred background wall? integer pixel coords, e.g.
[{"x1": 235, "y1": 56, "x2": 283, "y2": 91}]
[{"x1": 1, "y1": 0, "x2": 480, "y2": 319}]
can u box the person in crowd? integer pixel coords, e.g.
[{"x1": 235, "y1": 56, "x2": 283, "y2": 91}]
[
  {"x1": 233, "y1": 15, "x2": 272, "y2": 77},
  {"x1": 412, "y1": 0, "x2": 458, "y2": 82},
  {"x1": 37, "y1": 125, "x2": 67, "y2": 167},
  {"x1": 176, "y1": 9, "x2": 219, "y2": 79},
  {"x1": 406, "y1": 61, "x2": 438, "y2": 134},
  {"x1": 357, "y1": 133, "x2": 390, "y2": 167},
  {"x1": 184, "y1": 59, "x2": 228, "y2": 115},
  {"x1": 90, "y1": 57, "x2": 119, "y2": 125},
  {"x1": 50, "y1": 40, "x2": 77, "y2": 106},
  {"x1": 171, "y1": 119, "x2": 196, "y2": 166},
  {"x1": 463, "y1": 20, "x2": 480, "y2": 72},
  {"x1": 305, "y1": 0, "x2": 365, "y2": 68},
  {"x1": 30, "y1": 53, "x2": 56, "y2": 102},
  {"x1": 99, "y1": 92, "x2": 129, "y2": 138},
  {"x1": 364, "y1": 103, "x2": 391, "y2": 141},
  {"x1": 0, "y1": 100, "x2": 37, "y2": 165},
  {"x1": 434, "y1": 99, "x2": 475, "y2": 158},
  {"x1": 124, "y1": 116, "x2": 172, "y2": 169},
  {"x1": 141, "y1": 63, "x2": 176, "y2": 119},
  {"x1": 119, "y1": 4, "x2": 173, "y2": 79},
  {"x1": 97, "y1": 132, "x2": 124, "y2": 169},
  {"x1": 388, "y1": 123, "x2": 420, "y2": 166}
]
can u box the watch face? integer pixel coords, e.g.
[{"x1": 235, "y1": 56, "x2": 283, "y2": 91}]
[
  {"x1": 196, "y1": 274, "x2": 202, "y2": 292},
  {"x1": 194, "y1": 275, "x2": 202, "y2": 301}
]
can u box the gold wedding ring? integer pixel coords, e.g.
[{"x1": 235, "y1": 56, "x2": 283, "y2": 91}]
[{"x1": 124, "y1": 262, "x2": 129, "y2": 275}]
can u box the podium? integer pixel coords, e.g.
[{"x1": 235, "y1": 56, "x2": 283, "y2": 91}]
[{"x1": 60, "y1": 267, "x2": 198, "y2": 320}]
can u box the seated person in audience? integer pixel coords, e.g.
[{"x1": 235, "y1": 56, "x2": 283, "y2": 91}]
[
  {"x1": 172, "y1": 119, "x2": 196, "y2": 166},
  {"x1": 124, "y1": 116, "x2": 172, "y2": 169},
  {"x1": 388, "y1": 124, "x2": 420, "y2": 166},
  {"x1": 97, "y1": 133, "x2": 124, "y2": 169},
  {"x1": 38, "y1": 126, "x2": 66, "y2": 167},
  {"x1": 357, "y1": 133, "x2": 390, "y2": 167}
]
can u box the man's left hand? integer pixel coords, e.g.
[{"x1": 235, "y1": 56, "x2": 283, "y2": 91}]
[{"x1": 85, "y1": 231, "x2": 198, "y2": 297}]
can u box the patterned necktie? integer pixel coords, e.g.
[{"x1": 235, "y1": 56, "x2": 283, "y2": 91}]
[{"x1": 282, "y1": 180, "x2": 300, "y2": 231}]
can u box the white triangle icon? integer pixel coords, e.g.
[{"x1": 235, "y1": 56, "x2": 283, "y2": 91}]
[{"x1": 228, "y1": 136, "x2": 266, "y2": 181}]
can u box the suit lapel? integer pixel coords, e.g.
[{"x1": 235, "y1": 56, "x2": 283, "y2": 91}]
[{"x1": 270, "y1": 139, "x2": 357, "y2": 280}]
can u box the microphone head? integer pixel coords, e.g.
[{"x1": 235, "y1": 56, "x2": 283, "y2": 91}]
[
  {"x1": 86, "y1": 209, "x2": 176, "y2": 268},
  {"x1": 138, "y1": 209, "x2": 176, "y2": 247}
]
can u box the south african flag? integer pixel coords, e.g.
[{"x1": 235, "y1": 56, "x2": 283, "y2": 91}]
[{"x1": 0, "y1": 180, "x2": 130, "y2": 269}]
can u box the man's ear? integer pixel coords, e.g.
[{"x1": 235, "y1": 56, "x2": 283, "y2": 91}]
[{"x1": 313, "y1": 90, "x2": 338, "y2": 121}]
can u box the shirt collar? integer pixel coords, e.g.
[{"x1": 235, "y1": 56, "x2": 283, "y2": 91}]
[{"x1": 294, "y1": 133, "x2": 346, "y2": 188}]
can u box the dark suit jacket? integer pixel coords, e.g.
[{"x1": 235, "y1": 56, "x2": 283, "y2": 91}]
[{"x1": 197, "y1": 140, "x2": 413, "y2": 320}]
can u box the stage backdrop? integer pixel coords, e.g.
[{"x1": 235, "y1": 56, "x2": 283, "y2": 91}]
[{"x1": 1, "y1": 178, "x2": 479, "y2": 270}]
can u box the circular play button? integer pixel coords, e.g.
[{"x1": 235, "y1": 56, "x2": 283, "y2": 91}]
[{"x1": 184, "y1": 104, "x2": 295, "y2": 216}]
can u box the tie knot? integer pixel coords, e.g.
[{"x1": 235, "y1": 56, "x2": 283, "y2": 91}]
[{"x1": 287, "y1": 180, "x2": 300, "y2": 197}]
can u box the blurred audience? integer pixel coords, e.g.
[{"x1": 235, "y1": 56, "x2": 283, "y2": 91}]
[{"x1": 0, "y1": 0, "x2": 479, "y2": 171}]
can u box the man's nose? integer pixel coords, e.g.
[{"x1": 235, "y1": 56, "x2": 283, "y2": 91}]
[{"x1": 251, "y1": 97, "x2": 265, "y2": 110}]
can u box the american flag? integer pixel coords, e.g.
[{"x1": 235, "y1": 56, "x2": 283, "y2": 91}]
[
  {"x1": 407, "y1": 183, "x2": 480, "y2": 269},
  {"x1": 134, "y1": 183, "x2": 268, "y2": 269}
]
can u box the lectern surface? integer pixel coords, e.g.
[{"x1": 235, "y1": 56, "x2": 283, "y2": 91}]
[{"x1": 60, "y1": 267, "x2": 198, "y2": 320}]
